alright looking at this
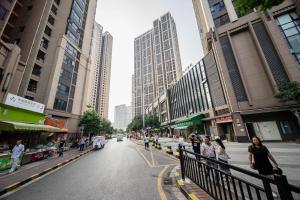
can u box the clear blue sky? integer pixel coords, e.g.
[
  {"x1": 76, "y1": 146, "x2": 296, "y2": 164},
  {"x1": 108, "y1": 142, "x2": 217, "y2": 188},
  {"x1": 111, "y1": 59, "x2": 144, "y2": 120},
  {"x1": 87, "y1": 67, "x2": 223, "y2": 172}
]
[{"x1": 95, "y1": 0, "x2": 203, "y2": 122}]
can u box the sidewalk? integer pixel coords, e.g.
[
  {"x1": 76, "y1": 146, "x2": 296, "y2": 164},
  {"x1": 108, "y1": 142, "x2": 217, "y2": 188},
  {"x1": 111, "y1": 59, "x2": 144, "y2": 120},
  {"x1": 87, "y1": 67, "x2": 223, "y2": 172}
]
[
  {"x1": 175, "y1": 168, "x2": 213, "y2": 200},
  {"x1": 0, "y1": 147, "x2": 92, "y2": 196}
]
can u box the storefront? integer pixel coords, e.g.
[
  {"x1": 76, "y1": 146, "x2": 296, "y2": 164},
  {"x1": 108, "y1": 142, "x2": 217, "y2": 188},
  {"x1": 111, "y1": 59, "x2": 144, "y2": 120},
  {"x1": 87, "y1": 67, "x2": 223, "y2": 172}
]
[
  {"x1": 243, "y1": 110, "x2": 300, "y2": 141},
  {"x1": 215, "y1": 115, "x2": 235, "y2": 141},
  {"x1": 0, "y1": 94, "x2": 60, "y2": 170},
  {"x1": 173, "y1": 114, "x2": 205, "y2": 138}
]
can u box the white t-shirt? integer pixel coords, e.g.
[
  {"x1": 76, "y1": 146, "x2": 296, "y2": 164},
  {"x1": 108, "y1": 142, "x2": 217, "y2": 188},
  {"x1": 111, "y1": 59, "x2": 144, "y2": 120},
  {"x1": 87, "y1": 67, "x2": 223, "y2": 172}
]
[
  {"x1": 144, "y1": 137, "x2": 149, "y2": 143},
  {"x1": 202, "y1": 143, "x2": 215, "y2": 158},
  {"x1": 11, "y1": 144, "x2": 24, "y2": 159},
  {"x1": 178, "y1": 137, "x2": 184, "y2": 145}
]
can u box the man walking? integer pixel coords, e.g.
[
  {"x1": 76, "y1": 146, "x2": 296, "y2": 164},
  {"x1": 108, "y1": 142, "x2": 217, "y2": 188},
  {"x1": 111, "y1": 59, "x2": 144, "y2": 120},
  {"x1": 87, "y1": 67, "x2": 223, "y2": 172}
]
[
  {"x1": 79, "y1": 137, "x2": 85, "y2": 151},
  {"x1": 9, "y1": 140, "x2": 24, "y2": 173},
  {"x1": 144, "y1": 134, "x2": 150, "y2": 150},
  {"x1": 58, "y1": 138, "x2": 65, "y2": 157}
]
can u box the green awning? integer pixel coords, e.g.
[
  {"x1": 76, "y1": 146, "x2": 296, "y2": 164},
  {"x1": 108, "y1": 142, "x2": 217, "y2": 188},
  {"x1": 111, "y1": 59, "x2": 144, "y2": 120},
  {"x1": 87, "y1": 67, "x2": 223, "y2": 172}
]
[
  {"x1": 0, "y1": 121, "x2": 60, "y2": 132},
  {"x1": 174, "y1": 114, "x2": 204, "y2": 129}
]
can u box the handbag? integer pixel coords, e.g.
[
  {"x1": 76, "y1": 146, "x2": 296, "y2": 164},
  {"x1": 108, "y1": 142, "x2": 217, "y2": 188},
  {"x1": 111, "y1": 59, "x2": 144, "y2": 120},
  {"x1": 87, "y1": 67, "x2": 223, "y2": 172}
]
[{"x1": 273, "y1": 167, "x2": 283, "y2": 175}]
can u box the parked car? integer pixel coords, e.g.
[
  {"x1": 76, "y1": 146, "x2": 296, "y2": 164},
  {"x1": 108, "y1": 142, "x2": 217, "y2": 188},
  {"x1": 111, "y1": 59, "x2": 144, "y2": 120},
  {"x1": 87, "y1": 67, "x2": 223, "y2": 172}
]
[
  {"x1": 92, "y1": 136, "x2": 105, "y2": 150},
  {"x1": 117, "y1": 134, "x2": 123, "y2": 142}
]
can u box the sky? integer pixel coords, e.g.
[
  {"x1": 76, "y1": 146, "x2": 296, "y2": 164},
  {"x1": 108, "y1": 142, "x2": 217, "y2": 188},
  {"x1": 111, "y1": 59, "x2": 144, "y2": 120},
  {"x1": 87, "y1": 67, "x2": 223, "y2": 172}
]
[{"x1": 95, "y1": 0, "x2": 203, "y2": 122}]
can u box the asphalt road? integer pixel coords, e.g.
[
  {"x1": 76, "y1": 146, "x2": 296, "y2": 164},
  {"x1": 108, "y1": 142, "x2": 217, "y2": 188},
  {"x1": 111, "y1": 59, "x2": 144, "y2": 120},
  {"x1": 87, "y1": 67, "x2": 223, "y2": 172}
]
[{"x1": 1, "y1": 138, "x2": 179, "y2": 200}]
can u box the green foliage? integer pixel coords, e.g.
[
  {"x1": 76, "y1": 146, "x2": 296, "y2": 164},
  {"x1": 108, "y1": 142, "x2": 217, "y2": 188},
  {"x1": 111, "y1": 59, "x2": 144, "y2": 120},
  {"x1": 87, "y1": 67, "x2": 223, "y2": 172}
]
[
  {"x1": 79, "y1": 109, "x2": 113, "y2": 134},
  {"x1": 127, "y1": 115, "x2": 143, "y2": 132},
  {"x1": 193, "y1": 122, "x2": 205, "y2": 135},
  {"x1": 275, "y1": 81, "x2": 300, "y2": 103},
  {"x1": 235, "y1": 0, "x2": 284, "y2": 14},
  {"x1": 145, "y1": 114, "x2": 160, "y2": 129}
]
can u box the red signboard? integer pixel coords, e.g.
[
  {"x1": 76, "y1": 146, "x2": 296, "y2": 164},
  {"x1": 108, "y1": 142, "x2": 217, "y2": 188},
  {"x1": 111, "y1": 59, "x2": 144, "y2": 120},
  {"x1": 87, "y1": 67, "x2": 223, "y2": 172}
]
[
  {"x1": 44, "y1": 118, "x2": 65, "y2": 128},
  {"x1": 215, "y1": 116, "x2": 233, "y2": 124}
]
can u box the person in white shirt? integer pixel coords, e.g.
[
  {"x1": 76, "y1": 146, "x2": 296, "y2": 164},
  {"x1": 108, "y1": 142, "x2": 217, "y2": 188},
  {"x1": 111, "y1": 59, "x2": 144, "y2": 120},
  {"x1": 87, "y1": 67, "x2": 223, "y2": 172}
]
[
  {"x1": 215, "y1": 138, "x2": 231, "y2": 175},
  {"x1": 178, "y1": 134, "x2": 185, "y2": 149},
  {"x1": 202, "y1": 136, "x2": 217, "y2": 177},
  {"x1": 144, "y1": 134, "x2": 150, "y2": 150},
  {"x1": 9, "y1": 140, "x2": 24, "y2": 173}
]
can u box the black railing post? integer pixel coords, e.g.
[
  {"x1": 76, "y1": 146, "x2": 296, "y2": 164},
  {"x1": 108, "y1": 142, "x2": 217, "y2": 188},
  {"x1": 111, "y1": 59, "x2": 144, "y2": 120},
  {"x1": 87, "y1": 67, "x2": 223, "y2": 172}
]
[
  {"x1": 179, "y1": 145, "x2": 185, "y2": 180},
  {"x1": 274, "y1": 174, "x2": 294, "y2": 200}
]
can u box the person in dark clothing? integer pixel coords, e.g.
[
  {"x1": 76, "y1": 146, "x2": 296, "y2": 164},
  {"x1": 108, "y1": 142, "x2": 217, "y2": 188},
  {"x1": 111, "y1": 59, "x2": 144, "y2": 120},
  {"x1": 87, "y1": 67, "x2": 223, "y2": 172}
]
[
  {"x1": 190, "y1": 134, "x2": 201, "y2": 160},
  {"x1": 58, "y1": 139, "x2": 65, "y2": 157},
  {"x1": 248, "y1": 136, "x2": 279, "y2": 198}
]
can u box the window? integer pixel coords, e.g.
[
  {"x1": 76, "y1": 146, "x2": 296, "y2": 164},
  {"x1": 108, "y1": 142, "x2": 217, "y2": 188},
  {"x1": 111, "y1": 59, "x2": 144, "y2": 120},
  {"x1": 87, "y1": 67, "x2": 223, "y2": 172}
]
[
  {"x1": 60, "y1": 69, "x2": 72, "y2": 82},
  {"x1": 41, "y1": 37, "x2": 49, "y2": 49},
  {"x1": 277, "y1": 12, "x2": 300, "y2": 65},
  {"x1": 36, "y1": 50, "x2": 45, "y2": 63},
  {"x1": 54, "y1": 0, "x2": 60, "y2": 6},
  {"x1": 27, "y1": 79, "x2": 38, "y2": 93},
  {"x1": 51, "y1": 5, "x2": 58, "y2": 15},
  {"x1": 44, "y1": 25, "x2": 52, "y2": 37},
  {"x1": 0, "y1": 68, "x2": 3, "y2": 86},
  {"x1": 48, "y1": 15, "x2": 55, "y2": 26},
  {"x1": 54, "y1": 99, "x2": 67, "y2": 111},
  {"x1": 25, "y1": 96, "x2": 34, "y2": 100},
  {"x1": 32, "y1": 64, "x2": 42, "y2": 76},
  {"x1": 0, "y1": 5, "x2": 7, "y2": 20},
  {"x1": 27, "y1": 5, "x2": 33, "y2": 10},
  {"x1": 57, "y1": 83, "x2": 70, "y2": 96},
  {"x1": 280, "y1": 121, "x2": 293, "y2": 134}
]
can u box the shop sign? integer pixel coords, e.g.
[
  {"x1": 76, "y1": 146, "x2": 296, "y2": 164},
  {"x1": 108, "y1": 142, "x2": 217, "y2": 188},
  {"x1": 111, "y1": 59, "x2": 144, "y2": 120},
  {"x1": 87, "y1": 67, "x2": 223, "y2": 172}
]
[
  {"x1": 215, "y1": 116, "x2": 233, "y2": 124},
  {"x1": 44, "y1": 118, "x2": 65, "y2": 128},
  {"x1": 4, "y1": 93, "x2": 45, "y2": 114}
]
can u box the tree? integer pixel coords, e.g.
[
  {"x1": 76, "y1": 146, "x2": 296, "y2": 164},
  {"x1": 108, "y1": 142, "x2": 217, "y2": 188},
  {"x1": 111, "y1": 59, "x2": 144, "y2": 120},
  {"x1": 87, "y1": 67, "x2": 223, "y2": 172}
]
[
  {"x1": 79, "y1": 109, "x2": 101, "y2": 135},
  {"x1": 145, "y1": 114, "x2": 160, "y2": 129},
  {"x1": 99, "y1": 117, "x2": 113, "y2": 134},
  {"x1": 235, "y1": 0, "x2": 284, "y2": 14},
  {"x1": 127, "y1": 115, "x2": 143, "y2": 132},
  {"x1": 275, "y1": 81, "x2": 300, "y2": 103}
]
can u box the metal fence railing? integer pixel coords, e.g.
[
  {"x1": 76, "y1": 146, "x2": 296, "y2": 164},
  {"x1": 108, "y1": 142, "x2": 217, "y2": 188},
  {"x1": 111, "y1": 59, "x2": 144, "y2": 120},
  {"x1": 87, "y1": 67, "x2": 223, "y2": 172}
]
[{"x1": 179, "y1": 148, "x2": 300, "y2": 200}]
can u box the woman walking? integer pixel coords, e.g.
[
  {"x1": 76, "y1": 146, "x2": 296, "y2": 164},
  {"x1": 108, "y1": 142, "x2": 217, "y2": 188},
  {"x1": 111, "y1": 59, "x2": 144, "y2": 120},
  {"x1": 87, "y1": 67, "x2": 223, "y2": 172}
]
[
  {"x1": 215, "y1": 138, "x2": 231, "y2": 176},
  {"x1": 248, "y1": 136, "x2": 279, "y2": 198}
]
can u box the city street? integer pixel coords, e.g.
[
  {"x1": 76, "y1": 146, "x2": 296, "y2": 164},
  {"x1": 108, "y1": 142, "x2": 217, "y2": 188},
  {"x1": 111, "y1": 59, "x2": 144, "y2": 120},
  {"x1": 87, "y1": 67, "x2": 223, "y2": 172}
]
[{"x1": 0, "y1": 139, "x2": 179, "y2": 200}]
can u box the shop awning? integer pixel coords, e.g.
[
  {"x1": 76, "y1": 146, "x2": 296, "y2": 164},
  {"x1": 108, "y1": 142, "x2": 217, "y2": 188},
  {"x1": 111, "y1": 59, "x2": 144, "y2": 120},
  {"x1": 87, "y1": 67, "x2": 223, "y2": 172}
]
[
  {"x1": 174, "y1": 114, "x2": 205, "y2": 129},
  {"x1": 0, "y1": 121, "x2": 60, "y2": 132}
]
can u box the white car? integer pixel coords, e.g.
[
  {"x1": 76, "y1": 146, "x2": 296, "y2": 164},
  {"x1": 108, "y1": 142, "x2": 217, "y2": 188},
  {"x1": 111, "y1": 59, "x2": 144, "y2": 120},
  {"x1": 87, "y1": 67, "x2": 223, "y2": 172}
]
[
  {"x1": 92, "y1": 136, "x2": 105, "y2": 150},
  {"x1": 117, "y1": 134, "x2": 123, "y2": 142}
]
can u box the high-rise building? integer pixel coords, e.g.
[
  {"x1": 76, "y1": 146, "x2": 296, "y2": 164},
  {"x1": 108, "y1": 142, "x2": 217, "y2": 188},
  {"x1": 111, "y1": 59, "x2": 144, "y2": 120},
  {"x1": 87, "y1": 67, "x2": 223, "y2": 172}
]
[
  {"x1": 114, "y1": 104, "x2": 132, "y2": 130},
  {"x1": 87, "y1": 22, "x2": 113, "y2": 119},
  {"x1": 133, "y1": 12, "x2": 182, "y2": 117},
  {"x1": 0, "y1": 0, "x2": 98, "y2": 134},
  {"x1": 192, "y1": 0, "x2": 300, "y2": 141},
  {"x1": 98, "y1": 32, "x2": 113, "y2": 119}
]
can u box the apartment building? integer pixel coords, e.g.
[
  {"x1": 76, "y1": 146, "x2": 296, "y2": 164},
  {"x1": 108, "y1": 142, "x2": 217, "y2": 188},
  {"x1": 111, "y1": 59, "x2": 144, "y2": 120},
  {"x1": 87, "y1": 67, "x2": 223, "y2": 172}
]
[
  {"x1": 114, "y1": 104, "x2": 132, "y2": 130},
  {"x1": 87, "y1": 22, "x2": 113, "y2": 119},
  {"x1": 0, "y1": 0, "x2": 98, "y2": 134},
  {"x1": 133, "y1": 12, "x2": 182, "y2": 117}
]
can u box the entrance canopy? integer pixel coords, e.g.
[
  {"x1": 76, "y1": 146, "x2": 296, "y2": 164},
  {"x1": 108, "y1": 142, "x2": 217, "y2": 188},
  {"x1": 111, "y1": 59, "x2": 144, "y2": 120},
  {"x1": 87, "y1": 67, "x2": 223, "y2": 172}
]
[
  {"x1": 174, "y1": 114, "x2": 204, "y2": 130},
  {"x1": 0, "y1": 121, "x2": 60, "y2": 132}
]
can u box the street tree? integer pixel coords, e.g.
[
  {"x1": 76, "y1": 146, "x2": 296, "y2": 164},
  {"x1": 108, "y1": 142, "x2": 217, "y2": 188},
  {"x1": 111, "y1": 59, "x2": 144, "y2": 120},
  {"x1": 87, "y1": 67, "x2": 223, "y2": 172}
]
[
  {"x1": 145, "y1": 114, "x2": 160, "y2": 129},
  {"x1": 79, "y1": 109, "x2": 101, "y2": 135},
  {"x1": 127, "y1": 115, "x2": 143, "y2": 132},
  {"x1": 235, "y1": 0, "x2": 284, "y2": 14}
]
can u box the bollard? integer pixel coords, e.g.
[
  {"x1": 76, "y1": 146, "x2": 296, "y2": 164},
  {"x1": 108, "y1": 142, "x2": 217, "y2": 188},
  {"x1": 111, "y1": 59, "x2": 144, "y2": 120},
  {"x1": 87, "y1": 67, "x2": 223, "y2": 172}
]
[
  {"x1": 157, "y1": 143, "x2": 162, "y2": 150},
  {"x1": 152, "y1": 142, "x2": 156, "y2": 147},
  {"x1": 175, "y1": 149, "x2": 180, "y2": 158},
  {"x1": 166, "y1": 146, "x2": 173, "y2": 155}
]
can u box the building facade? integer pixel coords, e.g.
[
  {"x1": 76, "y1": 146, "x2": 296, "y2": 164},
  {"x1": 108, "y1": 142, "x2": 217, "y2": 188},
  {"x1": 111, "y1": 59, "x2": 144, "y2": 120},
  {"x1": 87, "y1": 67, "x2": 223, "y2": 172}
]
[
  {"x1": 0, "y1": 0, "x2": 98, "y2": 134},
  {"x1": 192, "y1": 0, "x2": 300, "y2": 141},
  {"x1": 87, "y1": 22, "x2": 113, "y2": 119},
  {"x1": 98, "y1": 32, "x2": 113, "y2": 119},
  {"x1": 133, "y1": 12, "x2": 182, "y2": 117},
  {"x1": 114, "y1": 104, "x2": 132, "y2": 130}
]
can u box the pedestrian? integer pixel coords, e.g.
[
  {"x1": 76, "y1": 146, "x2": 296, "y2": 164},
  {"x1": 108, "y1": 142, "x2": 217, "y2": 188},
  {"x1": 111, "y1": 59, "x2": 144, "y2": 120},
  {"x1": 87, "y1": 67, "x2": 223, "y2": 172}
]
[
  {"x1": 248, "y1": 136, "x2": 279, "y2": 198},
  {"x1": 189, "y1": 134, "x2": 201, "y2": 160},
  {"x1": 144, "y1": 134, "x2": 149, "y2": 150},
  {"x1": 202, "y1": 136, "x2": 217, "y2": 177},
  {"x1": 79, "y1": 137, "x2": 85, "y2": 151},
  {"x1": 9, "y1": 140, "x2": 24, "y2": 173},
  {"x1": 154, "y1": 134, "x2": 158, "y2": 145},
  {"x1": 58, "y1": 138, "x2": 65, "y2": 157},
  {"x1": 215, "y1": 138, "x2": 231, "y2": 175},
  {"x1": 178, "y1": 134, "x2": 185, "y2": 149}
]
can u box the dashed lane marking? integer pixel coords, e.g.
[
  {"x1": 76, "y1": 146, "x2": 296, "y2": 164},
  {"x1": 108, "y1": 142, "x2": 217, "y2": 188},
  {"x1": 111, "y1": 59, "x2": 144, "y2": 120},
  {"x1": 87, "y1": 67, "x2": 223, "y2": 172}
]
[{"x1": 135, "y1": 147, "x2": 153, "y2": 167}]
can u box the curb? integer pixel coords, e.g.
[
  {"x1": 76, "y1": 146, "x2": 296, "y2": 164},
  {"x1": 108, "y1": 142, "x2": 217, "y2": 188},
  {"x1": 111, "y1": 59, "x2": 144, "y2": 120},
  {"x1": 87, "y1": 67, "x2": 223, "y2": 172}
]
[
  {"x1": 174, "y1": 171, "x2": 200, "y2": 200},
  {"x1": 0, "y1": 149, "x2": 92, "y2": 197}
]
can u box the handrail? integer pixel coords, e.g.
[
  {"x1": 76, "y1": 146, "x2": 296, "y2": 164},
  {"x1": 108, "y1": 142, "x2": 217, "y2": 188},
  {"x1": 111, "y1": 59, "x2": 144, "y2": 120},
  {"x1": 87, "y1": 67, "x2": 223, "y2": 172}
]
[{"x1": 182, "y1": 149, "x2": 275, "y2": 183}]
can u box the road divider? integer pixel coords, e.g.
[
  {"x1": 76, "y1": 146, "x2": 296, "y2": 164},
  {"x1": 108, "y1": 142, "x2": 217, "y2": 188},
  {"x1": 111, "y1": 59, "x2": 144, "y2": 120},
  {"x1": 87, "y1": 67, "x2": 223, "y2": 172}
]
[{"x1": 166, "y1": 146, "x2": 173, "y2": 155}]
